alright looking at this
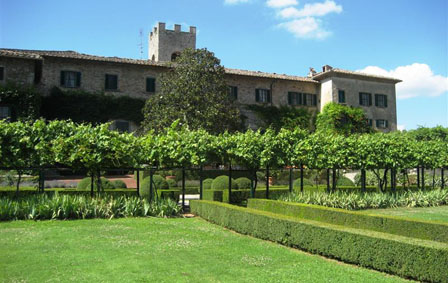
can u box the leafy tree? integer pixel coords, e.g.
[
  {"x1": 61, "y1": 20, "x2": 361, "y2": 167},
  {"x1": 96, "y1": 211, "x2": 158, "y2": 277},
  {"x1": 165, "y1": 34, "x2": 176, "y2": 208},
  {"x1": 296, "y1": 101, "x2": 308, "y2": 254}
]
[
  {"x1": 316, "y1": 103, "x2": 372, "y2": 136},
  {"x1": 0, "y1": 83, "x2": 41, "y2": 120},
  {"x1": 142, "y1": 48, "x2": 241, "y2": 134}
]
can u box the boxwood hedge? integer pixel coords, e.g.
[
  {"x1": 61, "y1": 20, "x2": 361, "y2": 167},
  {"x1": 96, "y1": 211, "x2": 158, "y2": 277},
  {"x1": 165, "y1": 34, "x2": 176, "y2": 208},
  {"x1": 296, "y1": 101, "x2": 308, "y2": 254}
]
[
  {"x1": 248, "y1": 199, "x2": 448, "y2": 243},
  {"x1": 190, "y1": 200, "x2": 448, "y2": 282}
]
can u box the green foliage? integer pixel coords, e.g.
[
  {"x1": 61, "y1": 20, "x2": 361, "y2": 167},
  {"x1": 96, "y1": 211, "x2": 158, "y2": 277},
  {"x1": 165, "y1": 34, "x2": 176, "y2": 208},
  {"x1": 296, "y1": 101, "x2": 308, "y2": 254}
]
[
  {"x1": 211, "y1": 175, "x2": 237, "y2": 190},
  {"x1": 245, "y1": 104, "x2": 313, "y2": 131},
  {"x1": 316, "y1": 103, "x2": 372, "y2": 135},
  {"x1": 142, "y1": 48, "x2": 242, "y2": 134},
  {"x1": 191, "y1": 200, "x2": 448, "y2": 283},
  {"x1": 166, "y1": 178, "x2": 177, "y2": 188},
  {"x1": 278, "y1": 189, "x2": 448, "y2": 210},
  {"x1": 235, "y1": 177, "x2": 251, "y2": 189},
  {"x1": 140, "y1": 175, "x2": 169, "y2": 200},
  {"x1": 0, "y1": 83, "x2": 41, "y2": 120},
  {"x1": 41, "y1": 87, "x2": 145, "y2": 124},
  {"x1": 202, "y1": 188, "x2": 290, "y2": 203},
  {"x1": 152, "y1": 175, "x2": 169, "y2": 190},
  {"x1": 336, "y1": 175, "x2": 354, "y2": 186},
  {"x1": 76, "y1": 177, "x2": 115, "y2": 190},
  {"x1": 293, "y1": 178, "x2": 314, "y2": 189},
  {"x1": 248, "y1": 199, "x2": 448, "y2": 243},
  {"x1": 203, "y1": 178, "x2": 213, "y2": 190},
  {"x1": 111, "y1": 180, "x2": 127, "y2": 189},
  {"x1": 0, "y1": 194, "x2": 181, "y2": 220}
]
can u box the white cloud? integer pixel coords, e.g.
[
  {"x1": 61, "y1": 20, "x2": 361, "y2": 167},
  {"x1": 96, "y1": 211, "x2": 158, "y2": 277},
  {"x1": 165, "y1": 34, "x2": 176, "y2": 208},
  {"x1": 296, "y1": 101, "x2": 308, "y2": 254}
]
[
  {"x1": 266, "y1": 0, "x2": 298, "y2": 8},
  {"x1": 397, "y1": 125, "x2": 406, "y2": 131},
  {"x1": 278, "y1": 17, "x2": 330, "y2": 39},
  {"x1": 224, "y1": 0, "x2": 250, "y2": 5},
  {"x1": 278, "y1": 0, "x2": 342, "y2": 18},
  {"x1": 358, "y1": 63, "x2": 448, "y2": 99}
]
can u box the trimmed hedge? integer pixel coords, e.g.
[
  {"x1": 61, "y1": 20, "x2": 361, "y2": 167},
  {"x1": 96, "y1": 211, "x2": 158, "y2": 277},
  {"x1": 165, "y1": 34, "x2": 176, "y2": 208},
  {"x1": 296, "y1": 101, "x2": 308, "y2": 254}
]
[
  {"x1": 211, "y1": 175, "x2": 237, "y2": 190},
  {"x1": 203, "y1": 188, "x2": 290, "y2": 203},
  {"x1": 336, "y1": 176, "x2": 355, "y2": 186},
  {"x1": 166, "y1": 178, "x2": 177, "y2": 188},
  {"x1": 248, "y1": 199, "x2": 448, "y2": 243},
  {"x1": 235, "y1": 177, "x2": 251, "y2": 189},
  {"x1": 190, "y1": 200, "x2": 448, "y2": 282},
  {"x1": 0, "y1": 189, "x2": 137, "y2": 198},
  {"x1": 203, "y1": 178, "x2": 213, "y2": 190},
  {"x1": 76, "y1": 177, "x2": 115, "y2": 190},
  {"x1": 111, "y1": 180, "x2": 127, "y2": 189}
]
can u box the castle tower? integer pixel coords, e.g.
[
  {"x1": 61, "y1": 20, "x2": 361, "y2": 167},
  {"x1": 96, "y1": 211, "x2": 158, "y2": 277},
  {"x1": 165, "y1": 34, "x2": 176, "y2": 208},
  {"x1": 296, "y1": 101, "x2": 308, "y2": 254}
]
[{"x1": 149, "y1": 22, "x2": 196, "y2": 62}]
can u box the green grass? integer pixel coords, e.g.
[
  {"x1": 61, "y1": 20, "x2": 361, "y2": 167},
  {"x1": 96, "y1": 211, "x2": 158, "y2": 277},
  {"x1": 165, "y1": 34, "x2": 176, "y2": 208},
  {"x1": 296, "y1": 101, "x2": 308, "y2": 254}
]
[
  {"x1": 362, "y1": 205, "x2": 448, "y2": 223},
  {"x1": 0, "y1": 218, "x2": 409, "y2": 282}
]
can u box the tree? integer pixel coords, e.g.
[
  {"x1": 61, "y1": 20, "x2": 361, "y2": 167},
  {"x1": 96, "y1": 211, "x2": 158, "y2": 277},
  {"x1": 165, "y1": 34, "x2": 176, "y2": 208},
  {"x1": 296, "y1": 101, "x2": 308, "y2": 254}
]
[
  {"x1": 142, "y1": 48, "x2": 242, "y2": 134},
  {"x1": 316, "y1": 103, "x2": 372, "y2": 136}
]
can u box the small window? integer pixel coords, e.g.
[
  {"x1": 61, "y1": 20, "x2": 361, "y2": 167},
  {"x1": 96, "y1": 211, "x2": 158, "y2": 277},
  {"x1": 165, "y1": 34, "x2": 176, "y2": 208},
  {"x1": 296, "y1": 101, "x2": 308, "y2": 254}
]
[
  {"x1": 60, "y1": 71, "x2": 81, "y2": 88},
  {"x1": 338, "y1": 90, "x2": 345, "y2": 103},
  {"x1": 146, "y1": 77, "x2": 156, "y2": 93},
  {"x1": 303, "y1": 93, "x2": 317, "y2": 106},
  {"x1": 228, "y1": 86, "x2": 238, "y2": 100},
  {"x1": 375, "y1": 94, "x2": 388, "y2": 108},
  {"x1": 359, "y1": 92, "x2": 372, "y2": 106},
  {"x1": 0, "y1": 67, "x2": 4, "y2": 81},
  {"x1": 288, "y1": 92, "x2": 302, "y2": 105},
  {"x1": 171, "y1": 52, "x2": 180, "y2": 61},
  {"x1": 367, "y1": 119, "x2": 373, "y2": 127},
  {"x1": 115, "y1": 121, "x2": 130, "y2": 133},
  {"x1": 376, "y1": 119, "x2": 388, "y2": 129},
  {"x1": 255, "y1": 89, "x2": 271, "y2": 103},
  {"x1": 0, "y1": 106, "x2": 11, "y2": 120},
  {"x1": 105, "y1": 74, "x2": 118, "y2": 90}
]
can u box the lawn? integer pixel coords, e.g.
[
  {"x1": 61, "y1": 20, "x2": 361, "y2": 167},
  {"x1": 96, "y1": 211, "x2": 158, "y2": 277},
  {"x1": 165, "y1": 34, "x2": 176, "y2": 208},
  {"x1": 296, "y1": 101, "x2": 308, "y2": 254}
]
[
  {"x1": 0, "y1": 218, "x2": 409, "y2": 283},
  {"x1": 362, "y1": 205, "x2": 448, "y2": 223}
]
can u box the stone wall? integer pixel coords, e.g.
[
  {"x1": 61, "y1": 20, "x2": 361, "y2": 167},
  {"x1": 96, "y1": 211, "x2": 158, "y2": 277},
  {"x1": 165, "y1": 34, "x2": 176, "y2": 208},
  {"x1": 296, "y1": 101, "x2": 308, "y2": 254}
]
[
  {"x1": 0, "y1": 57, "x2": 36, "y2": 86},
  {"x1": 149, "y1": 23, "x2": 196, "y2": 62}
]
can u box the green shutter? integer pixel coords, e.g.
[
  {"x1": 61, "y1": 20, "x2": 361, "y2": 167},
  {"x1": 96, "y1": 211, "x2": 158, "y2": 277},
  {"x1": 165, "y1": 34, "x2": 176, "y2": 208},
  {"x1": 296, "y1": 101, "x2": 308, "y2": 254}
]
[
  {"x1": 359, "y1": 93, "x2": 362, "y2": 105},
  {"x1": 234, "y1": 87, "x2": 238, "y2": 100},
  {"x1": 76, "y1": 72, "x2": 81, "y2": 87},
  {"x1": 368, "y1": 93, "x2": 372, "y2": 106},
  {"x1": 288, "y1": 92, "x2": 292, "y2": 105},
  {"x1": 267, "y1": 90, "x2": 271, "y2": 103},
  {"x1": 60, "y1": 71, "x2": 65, "y2": 86},
  {"x1": 105, "y1": 75, "x2": 109, "y2": 89},
  {"x1": 384, "y1": 96, "x2": 388, "y2": 107},
  {"x1": 255, "y1": 89, "x2": 260, "y2": 102},
  {"x1": 375, "y1": 120, "x2": 379, "y2": 128},
  {"x1": 375, "y1": 94, "x2": 379, "y2": 106},
  {"x1": 385, "y1": 120, "x2": 389, "y2": 128},
  {"x1": 298, "y1": 93, "x2": 302, "y2": 105},
  {"x1": 313, "y1": 94, "x2": 317, "y2": 106}
]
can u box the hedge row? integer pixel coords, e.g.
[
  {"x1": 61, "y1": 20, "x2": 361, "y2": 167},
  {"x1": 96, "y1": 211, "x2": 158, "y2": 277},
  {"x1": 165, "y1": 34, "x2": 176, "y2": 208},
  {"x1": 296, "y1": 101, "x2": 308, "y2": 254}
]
[
  {"x1": 247, "y1": 199, "x2": 448, "y2": 243},
  {"x1": 190, "y1": 200, "x2": 448, "y2": 282},
  {"x1": 203, "y1": 188, "x2": 290, "y2": 203}
]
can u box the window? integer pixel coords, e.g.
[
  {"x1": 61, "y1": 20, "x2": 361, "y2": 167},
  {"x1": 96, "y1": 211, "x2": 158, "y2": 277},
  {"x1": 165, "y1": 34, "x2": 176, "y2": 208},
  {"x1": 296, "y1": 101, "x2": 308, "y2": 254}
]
[
  {"x1": 338, "y1": 90, "x2": 345, "y2": 103},
  {"x1": 375, "y1": 94, "x2": 388, "y2": 108},
  {"x1": 105, "y1": 74, "x2": 118, "y2": 90},
  {"x1": 303, "y1": 93, "x2": 317, "y2": 106},
  {"x1": 228, "y1": 86, "x2": 238, "y2": 100},
  {"x1": 0, "y1": 67, "x2": 4, "y2": 81},
  {"x1": 0, "y1": 106, "x2": 11, "y2": 120},
  {"x1": 114, "y1": 121, "x2": 130, "y2": 133},
  {"x1": 288, "y1": 92, "x2": 302, "y2": 105},
  {"x1": 60, "y1": 71, "x2": 81, "y2": 88},
  {"x1": 171, "y1": 52, "x2": 180, "y2": 61},
  {"x1": 146, "y1": 77, "x2": 156, "y2": 93},
  {"x1": 255, "y1": 89, "x2": 271, "y2": 103},
  {"x1": 359, "y1": 92, "x2": 372, "y2": 106},
  {"x1": 376, "y1": 119, "x2": 388, "y2": 129},
  {"x1": 367, "y1": 119, "x2": 373, "y2": 127}
]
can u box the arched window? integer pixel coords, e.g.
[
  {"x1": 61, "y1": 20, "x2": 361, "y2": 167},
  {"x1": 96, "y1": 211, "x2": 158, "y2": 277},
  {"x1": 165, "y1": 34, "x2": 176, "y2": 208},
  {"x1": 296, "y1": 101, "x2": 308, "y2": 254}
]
[
  {"x1": 171, "y1": 52, "x2": 180, "y2": 61},
  {"x1": 151, "y1": 55, "x2": 155, "y2": 61}
]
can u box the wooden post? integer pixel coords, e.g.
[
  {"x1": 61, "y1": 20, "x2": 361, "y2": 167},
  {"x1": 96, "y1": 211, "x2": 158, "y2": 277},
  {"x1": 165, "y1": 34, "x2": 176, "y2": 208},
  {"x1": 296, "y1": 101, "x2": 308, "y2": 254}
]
[
  {"x1": 266, "y1": 166, "x2": 270, "y2": 199},
  {"x1": 199, "y1": 165, "x2": 203, "y2": 200},
  {"x1": 300, "y1": 164, "x2": 304, "y2": 193},
  {"x1": 288, "y1": 167, "x2": 293, "y2": 193},
  {"x1": 136, "y1": 170, "x2": 140, "y2": 197}
]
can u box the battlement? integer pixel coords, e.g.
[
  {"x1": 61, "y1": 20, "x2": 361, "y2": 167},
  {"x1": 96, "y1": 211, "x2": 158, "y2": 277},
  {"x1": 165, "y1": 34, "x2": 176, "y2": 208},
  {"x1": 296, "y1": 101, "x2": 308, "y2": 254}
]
[{"x1": 150, "y1": 22, "x2": 196, "y2": 38}]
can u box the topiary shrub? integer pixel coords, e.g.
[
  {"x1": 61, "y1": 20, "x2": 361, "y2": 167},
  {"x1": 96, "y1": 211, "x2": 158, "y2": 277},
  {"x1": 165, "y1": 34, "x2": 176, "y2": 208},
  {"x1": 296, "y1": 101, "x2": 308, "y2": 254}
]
[
  {"x1": 211, "y1": 175, "x2": 237, "y2": 190},
  {"x1": 152, "y1": 175, "x2": 169, "y2": 190},
  {"x1": 166, "y1": 178, "x2": 177, "y2": 188},
  {"x1": 203, "y1": 178, "x2": 213, "y2": 190},
  {"x1": 293, "y1": 178, "x2": 313, "y2": 190},
  {"x1": 111, "y1": 180, "x2": 127, "y2": 189},
  {"x1": 337, "y1": 176, "x2": 355, "y2": 186},
  {"x1": 140, "y1": 175, "x2": 169, "y2": 200},
  {"x1": 235, "y1": 177, "x2": 251, "y2": 189},
  {"x1": 76, "y1": 177, "x2": 114, "y2": 190}
]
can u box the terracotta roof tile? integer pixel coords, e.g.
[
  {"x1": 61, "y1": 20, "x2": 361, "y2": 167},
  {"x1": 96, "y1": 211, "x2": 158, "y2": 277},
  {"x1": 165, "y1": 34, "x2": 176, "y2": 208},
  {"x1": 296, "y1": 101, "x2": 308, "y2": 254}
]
[{"x1": 312, "y1": 68, "x2": 402, "y2": 83}]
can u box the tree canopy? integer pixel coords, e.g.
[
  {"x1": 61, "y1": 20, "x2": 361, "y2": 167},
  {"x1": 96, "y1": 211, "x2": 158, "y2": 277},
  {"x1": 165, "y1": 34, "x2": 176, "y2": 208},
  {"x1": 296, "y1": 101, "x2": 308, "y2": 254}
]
[
  {"x1": 316, "y1": 103, "x2": 372, "y2": 136},
  {"x1": 142, "y1": 48, "x2": 242, "y2": 134}
]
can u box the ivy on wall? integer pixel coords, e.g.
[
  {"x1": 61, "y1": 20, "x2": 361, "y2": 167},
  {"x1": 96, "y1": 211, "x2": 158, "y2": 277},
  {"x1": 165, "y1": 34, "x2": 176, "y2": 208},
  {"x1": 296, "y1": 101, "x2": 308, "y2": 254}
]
[
  {"x1": 0, "y1": 83, "x2": 41, "y2": 120},
  {"x1": 41, "y1": 87, "x2": 145, "y2": 124},
  {"x1": 245, "y1": 104, "x2": 315, "y2": 132}
]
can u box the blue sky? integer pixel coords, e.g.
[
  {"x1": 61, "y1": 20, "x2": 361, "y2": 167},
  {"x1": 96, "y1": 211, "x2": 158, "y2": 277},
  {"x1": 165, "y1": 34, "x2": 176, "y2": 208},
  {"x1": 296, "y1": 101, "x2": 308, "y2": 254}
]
[{"x1": 1, "y1": 0, "x2": 447, "y2": 129}]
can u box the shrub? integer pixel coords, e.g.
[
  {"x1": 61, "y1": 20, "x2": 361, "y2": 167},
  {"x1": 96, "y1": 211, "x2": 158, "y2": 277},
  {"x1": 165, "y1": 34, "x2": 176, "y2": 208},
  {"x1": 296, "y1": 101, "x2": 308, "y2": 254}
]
[
  {"x1": 235, "y1": 177, "x2": 251, "y2": 189},
  {"x1": 166, "y1": 178, "x2": 177, "y2": 188},
  {"x1": 140, "y1": 175, "x2": 169, "y2": 200},
  {"x1": 248, "y1": 199, "x2": 448, "y2": 243},
  {"x1": 111, "y1": 180, "x2": 127, "y2": 189},
  {"x1": 203, "y1": 178, "x2": 213, "y2": 190},
  {"x1": 76, "y1": 177, "x2": 114, "y2": 190},
  {"x1": 336, "y1": 175, "x2": 355, "y2": 186},
  {"x1": 153, "y1": 175, "x2": 169, "y2": 190},
  {"x1": 191, "y1": 200, "x2": 448, "y2": 283},
  {"x1": 293, "y1": 178, "x2": 313, "y2": 190},
  {"x1": 211, "y1": 175, "x2": 237, "y2": 190}
]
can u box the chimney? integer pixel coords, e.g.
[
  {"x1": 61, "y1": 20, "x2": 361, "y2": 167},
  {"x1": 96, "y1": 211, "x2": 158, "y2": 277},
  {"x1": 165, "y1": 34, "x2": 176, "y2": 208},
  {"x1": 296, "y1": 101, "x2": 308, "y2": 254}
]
[
  {"x1": 308, "y1": 67, "x2": 316, "y2": 77},
  {"x1": 322, "y1": 65, "x2": 333, "y2": 72}
]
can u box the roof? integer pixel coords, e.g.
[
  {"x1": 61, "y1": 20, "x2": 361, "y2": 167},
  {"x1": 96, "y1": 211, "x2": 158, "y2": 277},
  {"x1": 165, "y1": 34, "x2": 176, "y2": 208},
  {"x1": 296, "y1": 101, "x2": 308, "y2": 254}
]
[
  {"x1": 0, "y1": 48, "x2": 318, "y2": 83},
  {"x1": 312, "y1": 68, "x2": 402, "y2": 83}
]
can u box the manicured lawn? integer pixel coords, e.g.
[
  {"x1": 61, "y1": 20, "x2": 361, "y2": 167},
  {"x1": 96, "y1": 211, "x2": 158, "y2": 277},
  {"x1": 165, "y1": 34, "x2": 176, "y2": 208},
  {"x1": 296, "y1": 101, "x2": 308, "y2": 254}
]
[
  {"x1": 362, "y1": 205, "x2": 448, "y2": 223},
  {"x1": 0, "y1": 218, "x2": 408, "y2": 282}
]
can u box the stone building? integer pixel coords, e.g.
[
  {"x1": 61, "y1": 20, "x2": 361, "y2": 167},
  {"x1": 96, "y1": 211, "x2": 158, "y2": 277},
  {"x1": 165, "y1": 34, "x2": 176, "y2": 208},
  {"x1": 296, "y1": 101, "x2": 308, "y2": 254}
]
[{"x1": 0, "y1": 22, "x2": 400, "y2": 132}]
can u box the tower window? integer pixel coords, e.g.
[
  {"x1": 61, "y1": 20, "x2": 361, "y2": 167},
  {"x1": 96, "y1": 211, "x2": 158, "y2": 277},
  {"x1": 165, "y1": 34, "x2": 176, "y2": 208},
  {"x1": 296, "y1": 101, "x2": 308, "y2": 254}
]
[
  {"x1": 105, "y1": 74, "x2": 118, "y2": 90},
  {"x1": 171, "y1": 52, "x2": 180, "y2": 61}
]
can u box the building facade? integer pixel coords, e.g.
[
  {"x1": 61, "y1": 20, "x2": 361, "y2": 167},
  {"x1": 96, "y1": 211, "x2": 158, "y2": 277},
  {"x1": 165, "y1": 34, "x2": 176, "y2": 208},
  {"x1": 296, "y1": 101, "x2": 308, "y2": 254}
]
[{"x1": 0, "y1": 22, "x2": 400, "y2": 132}]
